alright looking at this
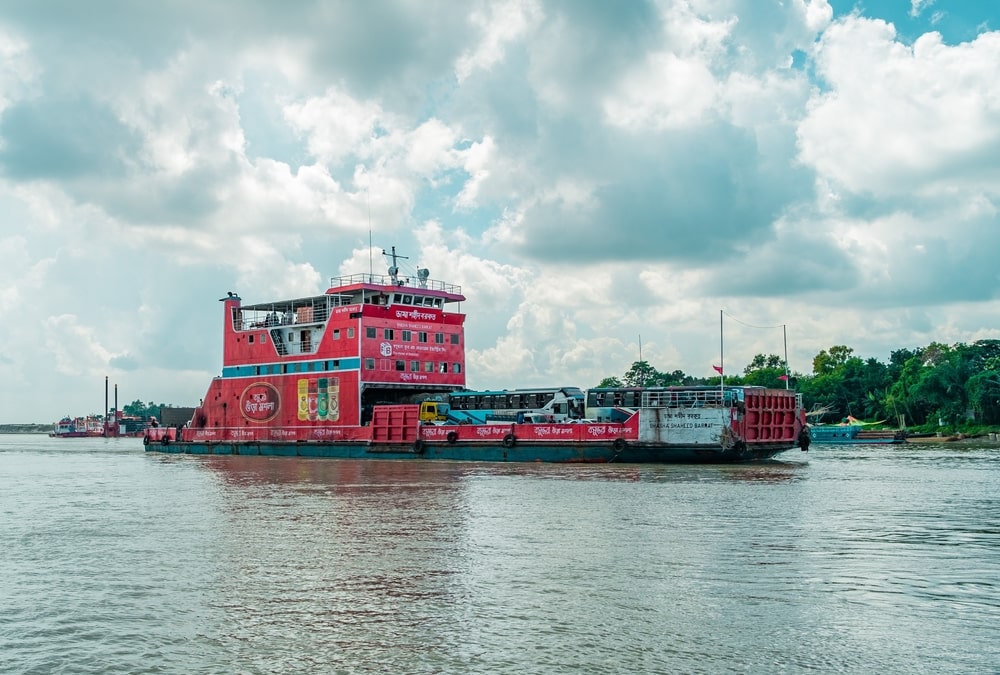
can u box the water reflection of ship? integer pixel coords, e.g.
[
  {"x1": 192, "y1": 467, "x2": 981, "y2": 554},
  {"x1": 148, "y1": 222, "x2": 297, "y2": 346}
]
[{"x1": 722, "y1": 464, "x2": 804, "y2": 483}]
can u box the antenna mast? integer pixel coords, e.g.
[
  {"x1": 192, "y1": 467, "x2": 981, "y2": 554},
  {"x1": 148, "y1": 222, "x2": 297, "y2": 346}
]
[
  {"x1": 367, "y1": 182, "x2": 373, "y2": 280},
  {"x1": 383, "y1": 246, "x2": 409, "y2": 286}
]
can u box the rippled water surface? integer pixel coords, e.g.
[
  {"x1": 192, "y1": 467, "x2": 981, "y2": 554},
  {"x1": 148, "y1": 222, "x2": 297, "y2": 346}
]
[{"x1": 2, "y1": 434, "x2": 999, "y2": 673}]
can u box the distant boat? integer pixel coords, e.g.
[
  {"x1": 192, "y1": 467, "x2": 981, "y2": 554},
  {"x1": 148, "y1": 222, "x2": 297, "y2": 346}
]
[
  {"x1": 808, "y1": 416, "x2": 906, "y2": 445},
  {"x1": 50, "y1": 416, "x2": 105, "y2": 438}
]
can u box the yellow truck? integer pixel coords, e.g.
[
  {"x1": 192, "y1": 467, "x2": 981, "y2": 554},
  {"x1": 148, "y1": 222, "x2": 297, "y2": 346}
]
[{"x1": 418, "y1": 400, "x2": 450, "y2": 423}]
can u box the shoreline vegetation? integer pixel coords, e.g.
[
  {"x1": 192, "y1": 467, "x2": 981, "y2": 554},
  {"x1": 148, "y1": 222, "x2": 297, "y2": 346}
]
[
  {"x1": 0, "y1": 424, "x2": 52, "y2": 434},
  {"x1": 600, "y1": 340, "x2": 1000, "y2": 442}
]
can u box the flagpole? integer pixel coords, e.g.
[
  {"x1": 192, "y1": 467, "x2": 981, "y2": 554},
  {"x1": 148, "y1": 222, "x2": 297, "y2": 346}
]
[
  {"x1": 719, "y1": 309, "x2": 724, "y2": 396},
  {"x1": 783, "y1": 324, "x2": 789, "y2": 390}
]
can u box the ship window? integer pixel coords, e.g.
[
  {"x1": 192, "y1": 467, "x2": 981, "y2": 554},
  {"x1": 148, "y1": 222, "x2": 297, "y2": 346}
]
[
  {"x1": 424, "y1": 297, "x2": 434, "y2": 307},
  {"x1": 395, "y1": 360, "x2": 405, "y2": 371},
  {"x1": 365, "y1": 358, "x2": 375, "y2": 370},
  {"x1": 435, "y1": 333, "x2": 444, "y2": 344},
  {"x1": 333, "y1": 329, "x2": 340, "y2": 340},
  {"x1": 366, "y1": 327, "x2": 376, "y2": 338},
  {"x1": 347, "y1": 328, "x2": 355, "y2": 338},
  {"x1": 439, "y1": 362, "x2": 447, "y2": 373},
  {"x1": 425, "y1": 361, "x2": 433, "y2": 372},
  {"x1": 452, "y1": 363, "x2": 461, "y2": 374},
  {"x1": 384, "y1": 328, "x2": 394, "y2": 340},
  {"x1": 333, "y1": 360, "x2": 340, "y2": 368},
  {"x1": 450, "y1": 333, "x2": 459, "y2": 344},
  {"x1": 418, "y1": 332, "x2": 428, "y2": 343},
  {"x1": 410, "y1": 360, "x2": 420, "y2": 372},
  {"x1": 261, "y1": 334, "x2": 267, "y2": 344},
  {"x1": 402, "y1": 330, "x2": 411, "y2": 342},
  {"x1": 403, "y1": 295, "x2": 413, "y2": 304},
  {"x1": 393, "y1": 293, "x2": 402, "y2": 303},
  {"x1": 249, "y1": 335, "x2": 254, "y2": 343}
]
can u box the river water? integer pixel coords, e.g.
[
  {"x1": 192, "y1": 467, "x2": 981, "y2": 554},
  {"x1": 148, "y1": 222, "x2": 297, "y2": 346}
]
[{"x1": 1, "y1": 434, "x2": 998, "y2": 674}]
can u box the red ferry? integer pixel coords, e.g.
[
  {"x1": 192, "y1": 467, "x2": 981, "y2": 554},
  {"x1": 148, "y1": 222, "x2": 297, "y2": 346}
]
[
  {"x1": 50, "y1": 416, "x2": 106, "y2": 438},
  {"x1": 145, "y1": 250, "x2": 809, "y2": 462}
]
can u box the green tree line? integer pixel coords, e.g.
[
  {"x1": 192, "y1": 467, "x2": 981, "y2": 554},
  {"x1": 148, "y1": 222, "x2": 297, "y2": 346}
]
[
  {"x1": 121, "y1": 400, "x2": 169, "y2": 421},
  {"x1": 598, "y1": 339, "x2": 1000, "y2": 431}
]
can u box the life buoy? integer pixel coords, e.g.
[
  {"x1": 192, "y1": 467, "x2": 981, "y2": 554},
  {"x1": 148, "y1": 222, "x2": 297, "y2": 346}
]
[
  {"x1": 160, "y1": 434, "x2": 169, "y2": 446},
  {"x1": 613, "y1": 438, "x2": 627, "y2": 452},
  {"x1": 413, "y1": 439, "x2": 425, "y2": 453},
  {"x1": 446, "y1": 431, "x2": 458, "y2": 444},
  {"x1": 142, "y1": 435, "x2": 149, "y2": 446},
  {"x1": 502, "y1": 433, "x2": 516, "y2": 448}
]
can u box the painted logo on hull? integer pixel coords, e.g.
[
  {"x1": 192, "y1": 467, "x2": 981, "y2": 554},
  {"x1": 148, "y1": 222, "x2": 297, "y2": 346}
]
[{"x1": 240, "y1": 382, "x2": 281, "y2": 422}]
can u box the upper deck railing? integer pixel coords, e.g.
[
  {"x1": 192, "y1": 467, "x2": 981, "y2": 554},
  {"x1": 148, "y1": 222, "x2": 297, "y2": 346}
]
[
  {"x1": 641, "y1": 388, "x2": 729, "y2": 408},
  {"x1": 330, "y1": 273, "x2": 462, "y2": 295}
]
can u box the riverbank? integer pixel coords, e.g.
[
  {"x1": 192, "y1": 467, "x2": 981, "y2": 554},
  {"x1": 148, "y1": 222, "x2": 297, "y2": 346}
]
[
  {"x1": 907, "y1": 432, "x2": 1000, "y2": 447},
  {"x1": 0, "y1": 424, "x2": 51, "y2": 434}
]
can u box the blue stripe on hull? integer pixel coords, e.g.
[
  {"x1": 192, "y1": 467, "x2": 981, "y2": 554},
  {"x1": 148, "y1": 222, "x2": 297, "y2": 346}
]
[
  {"x1": 146, "y1": 441, "x2": 792, "y2": 463},
  {"x1": 221, "y1": 358, "x2": 361, "y2": 379}
]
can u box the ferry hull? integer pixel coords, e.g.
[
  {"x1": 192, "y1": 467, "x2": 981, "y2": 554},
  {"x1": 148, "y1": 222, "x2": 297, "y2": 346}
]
[
  {"x1": 145, "y1": 439, "x2": 794, "y2": 463},
  {"x1": 146, "y1": 392, "x2": 806, "y2": 464}
]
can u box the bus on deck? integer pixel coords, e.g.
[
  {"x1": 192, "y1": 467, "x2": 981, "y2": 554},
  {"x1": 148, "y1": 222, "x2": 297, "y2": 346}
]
[{"x1": 446, "y1": 387, "x2": 586, "y2": 424}]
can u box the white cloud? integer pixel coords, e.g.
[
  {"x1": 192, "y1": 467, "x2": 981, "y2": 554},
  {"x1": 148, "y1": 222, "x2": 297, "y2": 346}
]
[
  {"x1": 799, "y1": 18, "x2": 1000, "y2": 198},
  {"x1": 0, "y1": 26, "x2": 38, "y2": 114},
  {"x1": 910, "y1": 0, "x2": 936, "y2": 19},
  {"x1": 455, "y1": 0, "x2": 542, "y2": 82},
  {"x1": 284, "y1": 87, "x2": 384, "y2": 166},
  {"x1": 604, "y1": 52, "x2": 719, "y2": 130}
]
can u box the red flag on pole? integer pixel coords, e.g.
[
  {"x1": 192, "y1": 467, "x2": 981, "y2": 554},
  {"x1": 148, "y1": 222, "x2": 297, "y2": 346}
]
[
  {"x1": 778, "y1": 375, "x2": 789, "y2": 381},
  {"x1": 713, "y1": 365, "x2": 723, "y2": 375}
]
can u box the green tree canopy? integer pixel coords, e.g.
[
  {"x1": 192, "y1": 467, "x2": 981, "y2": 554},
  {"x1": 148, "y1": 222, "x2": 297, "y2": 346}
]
[{"x1": 597, "y1": 339, "x2": 1000, "y2": 428}]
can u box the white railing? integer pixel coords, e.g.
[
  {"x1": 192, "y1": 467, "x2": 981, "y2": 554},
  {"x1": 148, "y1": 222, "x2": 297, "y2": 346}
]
[{"x1": 331, "y1": 273, "x2": 461, "y2": 294}]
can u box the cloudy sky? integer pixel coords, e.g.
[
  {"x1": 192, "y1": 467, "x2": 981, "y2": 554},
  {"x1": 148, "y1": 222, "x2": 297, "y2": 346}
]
[{"x1": 1, "y1": 0, "x2": 998, "y2": 424}]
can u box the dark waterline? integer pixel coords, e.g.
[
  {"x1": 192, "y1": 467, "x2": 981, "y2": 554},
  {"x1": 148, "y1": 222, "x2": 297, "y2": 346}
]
[{"x1": 2, "y1": 435, "x2": 998, "y2": 673}]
